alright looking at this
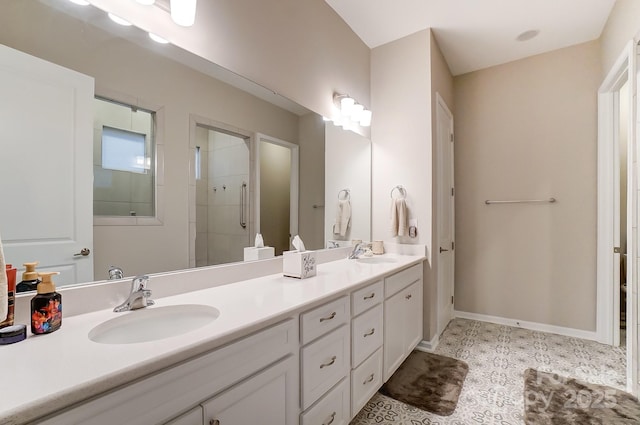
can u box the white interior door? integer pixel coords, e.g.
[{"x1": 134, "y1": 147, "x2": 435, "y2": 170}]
[
  {"x1": 0, "y1": 44, "x2": 94, "y2": 286},
  {"x1": 436, "y1": 93, "x2": 455, "y2": 336}
]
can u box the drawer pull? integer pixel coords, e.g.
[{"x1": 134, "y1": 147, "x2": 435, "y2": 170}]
[
  {"x1": 363, "y1": 328, "x2": 375, "y2": 337},
  {"x1": 210, "y1": 420, "x2": 220, "y2": 425},
  {"x1": 363, "y1": 293, "x2": 375, "y2": 300},
  {"x1": 320, "y1": 356, "x2": 337, "y2": 369},
  {"x1": 405, "y1": 294, "x2": 412, "y2": 300},
  {"x1": 363, "y1": 373, "x2": 374, "y2": 385},
  {"x1": 319, "y1": 312, "x2": 337, "y2": 322},
  {"x1": 322, "y1": 411, "x2": 337, "y2": 425}
]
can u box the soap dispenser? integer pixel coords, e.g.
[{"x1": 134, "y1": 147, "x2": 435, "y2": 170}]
[
  {"x1": 17, "y1": 262, "x2": 41, "y2": 293},
  {"x1": 30, "y1": 272, "x2": 62, "y2": 335}
]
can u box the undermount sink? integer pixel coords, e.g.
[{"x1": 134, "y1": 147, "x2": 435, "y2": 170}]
[
  {"x1": 356, "y1": 256, "x2": 397, "y2": 264},
  {"x1": 89, "y1": 304, "x2": 220, "y2": 345}
]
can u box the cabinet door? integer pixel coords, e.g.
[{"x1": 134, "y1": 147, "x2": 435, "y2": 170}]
[
  {"x1": 404, "y1": 280, "x2": 423, "y2": 354},
  {"x1": 383, "y1": 280, "x2": 423, "y2": 381},
  {"x1": 383, "y1": 289, "x2": 406, "y2": 381},
  {"x1": 165, "y1": 407, "x2": 203, "y2": 425},
  {"x1": 202, "y1": 355, "x2": 298, "y2": 425}
]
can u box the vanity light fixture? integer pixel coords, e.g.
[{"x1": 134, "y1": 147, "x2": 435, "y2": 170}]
[
  {"x1": 149, "y1": 32, "x2": 169, "y2": 44},
  {"x1": 108, "y1": 13, "x2": 132, "y2": 26},
  {"x1": 68, "y1": 0, "x2": 90, "y2": 5},
  {"x1": 333, "y1": 93, "x2": 372, "y2": 128},
  {"x1": 170, "y1": 0, "x2": 197, "y2": 27}
]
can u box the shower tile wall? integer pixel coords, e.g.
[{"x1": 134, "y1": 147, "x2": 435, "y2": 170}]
[
  {"x1": 195, "y1": 126, "x2": 209, "y2": 267},
  {"x1": 208, "y1": 131, "x2": 250, "y2": 265}
]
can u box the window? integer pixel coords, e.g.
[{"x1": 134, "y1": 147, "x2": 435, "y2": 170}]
[
  {"x1": 102, "y1": 126, "x2": 149, "y2": 174},
  {"x1": 93, "y1": 97, "x2": 156, "y2": 218}
]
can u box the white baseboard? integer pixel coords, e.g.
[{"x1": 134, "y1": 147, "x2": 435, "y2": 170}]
[
  {"x1": 415, "y1": 334, "x2": 439, "y2": 352},
  {"x1": 454, "y1": 310, "x2": 598, "y2": 341}
]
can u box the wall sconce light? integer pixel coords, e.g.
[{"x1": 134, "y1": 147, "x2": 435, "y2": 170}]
[
  {"x1": 170, "y1": 0, "x2": 198, "y2": 27},
  {"x1": 332, "y1": 93, "x2": 372, "y2": 128}
]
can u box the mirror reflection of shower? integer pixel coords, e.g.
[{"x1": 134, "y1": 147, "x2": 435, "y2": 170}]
[{"x1": 195, "y1": 125, "x2": 250, "y2": 266}]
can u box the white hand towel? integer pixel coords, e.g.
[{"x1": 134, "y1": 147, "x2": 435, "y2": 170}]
[
  {"x1": 0, "y1": 231, "x2": 7, "y2": 322},
  {"x1": 390, "y1": 199, "x2": 409, "y2": 237},
  {"x1": 333, "y1": 200, "x2": 352, "y2": 237}
]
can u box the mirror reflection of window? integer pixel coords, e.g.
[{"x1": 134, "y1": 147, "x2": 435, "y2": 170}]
[{"x1": 93, "y1": 97, "x2": 155, "y2": 217}]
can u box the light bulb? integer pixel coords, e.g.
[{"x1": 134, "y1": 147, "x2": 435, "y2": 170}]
[
  {"x1": 149, "y1": 33, "x2": 169, "y2": 44},
  {"x1": 68, "y1": 0, "x2": 90, "y2": 5},
  {"x1": 359, "y1": 110, "x2": 372, "y2": 127},
  {"x1": 350, "y1": 104, "x2": 364, "y2": 122},
  {"x1": 108, "y1": 13, "x2": 132, "y2": 26},
  {"x1": 171, "y1": 0, "x2": 197, "y2": 27},
  {"x1": 333, "y1": 115, "x2": 343, "y2": 127},
  {"x1": 340, "y1": 96, "x2": 354, "y2": 116}
]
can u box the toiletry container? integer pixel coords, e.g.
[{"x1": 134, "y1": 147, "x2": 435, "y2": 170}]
[
  {"x1": 31, "y1": 272, "x2": 62, "y2": 335},
  {"x1": 0, "y1": 264, "x2": 17, "y2": 328},
  {"x1": 17, "y1": 262, "x2": 41, "y2": 293}
]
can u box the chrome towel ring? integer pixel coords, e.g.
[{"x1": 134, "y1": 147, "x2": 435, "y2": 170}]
[{"x1": 391, "y1": 185, "x2": 407, "y2": 199}]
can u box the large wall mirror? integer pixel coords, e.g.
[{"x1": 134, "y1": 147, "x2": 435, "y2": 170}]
[{"x1": 0, "y1": 0, "x2": 371, "y2": 289}]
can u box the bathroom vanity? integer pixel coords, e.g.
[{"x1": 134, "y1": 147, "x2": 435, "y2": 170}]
[{"x1": 0, "y1": 253, "x2": 424, "y2": 425}]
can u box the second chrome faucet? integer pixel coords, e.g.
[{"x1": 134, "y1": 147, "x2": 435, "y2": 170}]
[{"x1": 113, "y1": 275, "x2": 155, "y2": 312}]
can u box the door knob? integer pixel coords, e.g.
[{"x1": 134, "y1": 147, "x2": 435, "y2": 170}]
[
  {"x1": 439, "y1": 247, "x2": 449, "y2": 253},
  {"x1": 73, "y1": 248, "x2": 91, "y2": 257}
]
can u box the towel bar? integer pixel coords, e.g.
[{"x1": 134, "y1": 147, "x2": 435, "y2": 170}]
[{"x1": 485, "y1": 198, "x2": 556, "y2": 205}]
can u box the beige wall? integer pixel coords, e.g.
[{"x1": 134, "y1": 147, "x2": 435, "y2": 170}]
[
  {"x1": 298, "y1": 114, "x2": 326, "y2": 250},
  {"x1": 428, "y1": 32, "x2": 455, "y2": 339},
  {"x1": 454, "y1": 41, "x2": 601, "y2": 331},
  {"x1": 260, "y1": 142, "x2": 292, "y2": 255},
  {"x1": 372, "y1": 29, "x2": 450, "y2": 341},
  {"x1": 600, "y1": 0, "x2": 640, "y2": 75},
  {"x1": 1, "y1": 1, "x2": 301, "y2": 280},
  {"x1": 90, "y1": 0, "x2": 370, "y2": 119}
]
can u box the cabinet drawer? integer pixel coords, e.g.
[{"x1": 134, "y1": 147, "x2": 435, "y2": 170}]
[
  {"x1": 384, "y1": 263, "x2": 422, "y2": 298},
  {"x1": 301, "y1": 325, "x2": 350, "y2": 410},
  {"x1": 301, "y1": 295, "x2": 350, "y2": 345},
  {"x1": 351, "y1": 304, "x2": 383, "y2": 367},
  {"x1": 351, "y1": 280, "x2": 383, "y2": 316},
  {"x1": 351, "y1": 348, "x2": 383, "y2": 418},
  {"x1": 164, "y1": 407, "x2": 202, "y2": 425},
  {"x1": 301, "y1": 378, "x2": 350, "y2": 425}
]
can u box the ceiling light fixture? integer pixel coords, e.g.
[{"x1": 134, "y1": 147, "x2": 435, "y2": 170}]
[
  {"x1": 149, "y1": 32, "x2": 169, "y2": 44},
  {"x1": 68, "y1": 0, "x2": 90, "y2": 5},
  {"x1": 108, "y1": 13, "x2": 132, "y2": 26},
  {"x1": 333, "y1": 93, "x2": 372, "y2": 128},
  {"x1": 516, "y1": 29, "x2": 540, "y2": 42},
  {"x1": 170, "y1": 0, "x2": 197, "y2": 27}
]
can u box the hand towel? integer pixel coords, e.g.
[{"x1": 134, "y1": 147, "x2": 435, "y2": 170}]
[
  {"x1": 333, "y1": 200, "x2": 352, "y2": 237},
  {"x1": 0, "y1": 231, "x2": 7, "y2": 322},
  {"x1": 391, "y1": 198, "x2": 408, "y2": 237}
]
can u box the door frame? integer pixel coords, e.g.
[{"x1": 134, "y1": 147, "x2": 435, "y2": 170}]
[
  {"x1": 596, "y1": 39, "x2": 637, "y2": 394},
  {"x1": 435, "y1": 92, "x2": 455, "y2": 336},
  {"x1": 255, "y1": 133, "x2": 300, "y2": 250}
]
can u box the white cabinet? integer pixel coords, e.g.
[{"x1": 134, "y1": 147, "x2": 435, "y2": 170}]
[
  {"x1": 384, "y1": 279, "x2": 423, "y2": 381},
  {"x1": 300, "y1": 378, "x2": 350, "y2": 425},
  {"x1": 350, "y1": 348, "x2": 383, "y2": 417},
  {"x1": 202, "y1": 356, "x2": 298, "y2": 425}
]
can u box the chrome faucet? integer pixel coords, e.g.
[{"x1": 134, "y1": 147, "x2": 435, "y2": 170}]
[
  {"x1": 113, "y1": 275, "x2": 155, "y2": 312},
  {"x1": 348, "y1": 243, "x2": 368, "y2": 259},
  {"x1": 108, "y1": 265, "x2": 124, "y2": 280}
]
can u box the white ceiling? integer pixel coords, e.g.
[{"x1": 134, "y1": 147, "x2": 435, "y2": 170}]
[{"x1": 324, "y1": 0, "x2": 617, "y2": 76}]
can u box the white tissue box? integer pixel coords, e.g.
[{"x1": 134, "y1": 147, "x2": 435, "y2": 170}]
[
  {"x1": 244, "y1": 246, "x2": 275, "y2": 261},
  {"x1": 283, "y1": 250, "x2": 316, "y2": 279}
]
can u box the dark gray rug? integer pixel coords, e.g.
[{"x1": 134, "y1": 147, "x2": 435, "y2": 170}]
[
  {"x1": 379, "y1": 350, "x2": 469, "y2": 416},
  {"x1": 524, "y1": 369, "x2": 640, "y2": 424}
]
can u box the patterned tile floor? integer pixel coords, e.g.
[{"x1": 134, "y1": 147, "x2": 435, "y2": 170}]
[{"x1": 350, "y1": 318, "x2": 627, "y2": 425}]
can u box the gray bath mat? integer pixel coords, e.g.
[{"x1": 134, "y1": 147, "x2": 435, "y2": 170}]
[
  {"x1": 524, "y1": 369, "x2": 640, "y2": 424},
  {"x1": 379, "y1": 351, "x2": 469, "y2": 416}
]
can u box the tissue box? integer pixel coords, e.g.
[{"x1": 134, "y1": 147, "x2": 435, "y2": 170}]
[
  {"x1": 244, "y1": 247, "x2": 275, "y2": 261},
  {"x1": 283, "y1": 250, "x2": 316, "y2": 279}
]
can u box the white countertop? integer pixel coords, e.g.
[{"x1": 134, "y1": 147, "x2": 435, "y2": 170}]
[{"x1": 0, "y1": 254, "x2": 424, "y2": 425}]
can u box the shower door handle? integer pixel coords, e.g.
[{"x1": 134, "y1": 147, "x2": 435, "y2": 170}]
[{"x1": 240, "y1": 182, "x2": 247, "y2": 229}]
